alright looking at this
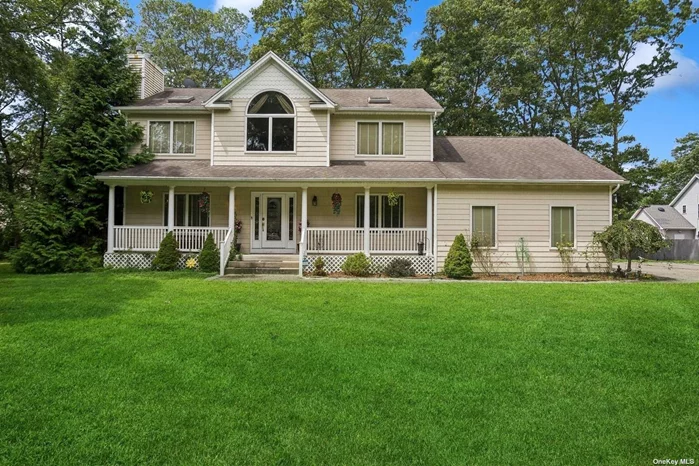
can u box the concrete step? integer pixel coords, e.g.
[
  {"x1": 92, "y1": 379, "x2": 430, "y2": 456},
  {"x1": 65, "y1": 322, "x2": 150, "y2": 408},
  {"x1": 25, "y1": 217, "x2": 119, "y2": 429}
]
[
  {"x1": 225, "y1": 267, "x2": 298, "y2": 275},
  {"x1": 229, "y1": 260, "x2": 299, "y2": 268},
  {"x1": 241, "y1": 254, "x2": 298, "y2": 261}
]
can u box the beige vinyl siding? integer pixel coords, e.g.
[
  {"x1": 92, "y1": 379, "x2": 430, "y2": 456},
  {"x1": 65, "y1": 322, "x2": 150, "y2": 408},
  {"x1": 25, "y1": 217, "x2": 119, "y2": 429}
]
[
  {"x1": 127, "y1": 112, "x2": 211, "y2": 160},
  {"x1": 436, "y1": 184, "x2": 611, "y2": 273},
  {"x1": 330, "y1": 114, "x2": 432, "y2": 161},
  {"x1": 127, "y1": 55, "x2": 165, "y2": 99},
  {"x1": 123, "y1": 186, "x2": 228, "y2": 227},
  {"x1": 212, "y1": 100, "x2": 328, "y2": 166},
  {"x1": 128, "y1": 57, "x2": 143, "y2": 99}
]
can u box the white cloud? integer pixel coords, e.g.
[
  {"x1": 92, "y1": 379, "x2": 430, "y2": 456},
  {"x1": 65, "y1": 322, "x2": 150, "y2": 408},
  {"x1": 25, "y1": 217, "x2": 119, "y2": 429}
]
[
  {"x1": 214, "y1": 0, "x2": 263, "y2": 15},
  {"x1": 627, "y1": 42, "x2": 699, "y2": 92}
]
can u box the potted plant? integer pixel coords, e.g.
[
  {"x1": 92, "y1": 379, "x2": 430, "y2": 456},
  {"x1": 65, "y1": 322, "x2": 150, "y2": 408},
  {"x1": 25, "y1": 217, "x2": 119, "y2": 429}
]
[
  {"x1": 140, "y1": 189, "x2": 154, "y2": 204},
  {"x1": 331, "y1": 192, "x2": 342, "y2": 215},
  {"x1": 387, "y1": 190, "x2": 400, "y2": 207}
]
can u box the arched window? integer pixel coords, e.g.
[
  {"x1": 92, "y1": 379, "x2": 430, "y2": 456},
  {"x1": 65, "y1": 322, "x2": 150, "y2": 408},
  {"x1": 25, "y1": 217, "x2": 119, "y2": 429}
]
[{"x1": 246, "y1": 91, "x2": 295, "y2": 152}]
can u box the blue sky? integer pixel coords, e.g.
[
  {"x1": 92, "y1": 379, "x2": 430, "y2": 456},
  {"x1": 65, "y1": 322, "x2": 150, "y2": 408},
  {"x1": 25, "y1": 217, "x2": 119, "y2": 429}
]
[{"x1": 129, "y1": 0, "x2": 699, "y2": 161}]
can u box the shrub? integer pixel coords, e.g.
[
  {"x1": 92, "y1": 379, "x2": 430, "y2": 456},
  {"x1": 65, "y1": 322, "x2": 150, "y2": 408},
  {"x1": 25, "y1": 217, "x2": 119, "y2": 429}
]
[
  {"x1": 312, "y1": 256, "x2": 327, "y2": 276},
  {"x1": 341, "y1": 252, "x2": 371, "y2": 277},
  {"x1": 443, "y1": 234, "x2": 473, "y2": 279},
  {"x1": 383, "y1": 258, "x2": 415, "y2": 277},
  {"x1": 152, "y1": 232, "x2": 180, "y2": 271},
  {"x1": 198, "y1": 232, "x2": 220, "y2": 273},
  {"x1": 594, "y1": 220, "x2": 668, "y2": 273}
]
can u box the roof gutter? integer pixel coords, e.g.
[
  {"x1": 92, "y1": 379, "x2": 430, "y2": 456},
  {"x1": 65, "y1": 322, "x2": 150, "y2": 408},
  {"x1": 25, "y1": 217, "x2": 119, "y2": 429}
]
[
  {"x1": 95, "y1": 174, "x2": 628, "y2": 185},
  {"x1": 335, "y1": 107, "x2": 444, "y2": 114},
  {"x1": 114, "y1": 106, "x2": 211, "y2": 113}
]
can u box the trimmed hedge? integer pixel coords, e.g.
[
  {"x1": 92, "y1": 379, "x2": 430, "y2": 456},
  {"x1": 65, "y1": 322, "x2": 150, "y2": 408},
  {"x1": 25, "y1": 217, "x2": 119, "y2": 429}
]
[
  {"x1": 198, "y1": 232, "x2": 220, "y2": 273},
  {"x1": 341, "y1": 252, "x2": 371, "y2": 277},
  {"x1": 152, "y1": 232, "x2": 180, "y2": 271}
]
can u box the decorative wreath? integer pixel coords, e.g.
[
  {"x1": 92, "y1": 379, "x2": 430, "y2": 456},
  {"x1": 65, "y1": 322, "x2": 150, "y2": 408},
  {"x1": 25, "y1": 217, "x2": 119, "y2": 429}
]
[
  {"x1": 331, "y1": 192, "x2": 342, "y2": 216},
  {"x1": 140, "y1": 190, "x2": 154, "y2": 204},
  {"x1": 198, "y1": 192, "x2": 210, "y2": 214},
  {"x1": 234, "y1": 219, "x2": 243, "y2": 234}
]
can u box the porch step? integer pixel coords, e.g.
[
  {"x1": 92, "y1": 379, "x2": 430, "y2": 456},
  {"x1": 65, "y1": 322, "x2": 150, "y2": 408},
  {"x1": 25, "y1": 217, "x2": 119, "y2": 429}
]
[{"x1": 225, "y1": 254, "x2": 299, "y2": 275}]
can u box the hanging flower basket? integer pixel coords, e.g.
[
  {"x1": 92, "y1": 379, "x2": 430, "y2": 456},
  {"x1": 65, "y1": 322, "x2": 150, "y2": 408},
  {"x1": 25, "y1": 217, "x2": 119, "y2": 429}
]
[
  {"x1": 140, "y1": 190, "x2": 154, "y2": 204},
  {"x1": 331, "y1": 192, "x2": 342, "y2": 216},
  {"x1": 387, "y1": 190, "x2": 400, "y2": 207},
  {"x1": 198, "y1": 192, "x2": 210, "y2": 214}
]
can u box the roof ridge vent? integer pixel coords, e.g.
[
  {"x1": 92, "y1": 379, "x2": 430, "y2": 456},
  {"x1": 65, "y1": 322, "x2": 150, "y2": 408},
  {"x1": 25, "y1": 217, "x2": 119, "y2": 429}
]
[{"x1": 368, "y1": 96, "x2": 390, "y2": 104}]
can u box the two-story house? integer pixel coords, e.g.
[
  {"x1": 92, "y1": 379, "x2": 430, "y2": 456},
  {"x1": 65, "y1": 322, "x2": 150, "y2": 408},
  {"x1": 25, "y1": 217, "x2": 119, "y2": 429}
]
[
  {"x1": 97, "y1": 51, "x2": 626, "y2": 275},
  {"x1": 631, "y1": 174, "x2": 699, "y2": 240}
]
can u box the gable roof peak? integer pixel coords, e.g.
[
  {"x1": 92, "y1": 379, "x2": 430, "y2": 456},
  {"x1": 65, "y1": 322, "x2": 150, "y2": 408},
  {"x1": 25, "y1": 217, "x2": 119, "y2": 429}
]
[{"x1": 204, "y1": 51, "x2": 335, "y2": 108}]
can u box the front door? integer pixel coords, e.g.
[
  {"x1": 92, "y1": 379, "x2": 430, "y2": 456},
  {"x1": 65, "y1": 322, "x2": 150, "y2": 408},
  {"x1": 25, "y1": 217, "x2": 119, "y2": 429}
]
[
  {"x1": 251, "y1": 192, "x2": 296, "y2": 252},
  {"x1": 262, "y1": 194, "x2": 285, "y2": 248}
]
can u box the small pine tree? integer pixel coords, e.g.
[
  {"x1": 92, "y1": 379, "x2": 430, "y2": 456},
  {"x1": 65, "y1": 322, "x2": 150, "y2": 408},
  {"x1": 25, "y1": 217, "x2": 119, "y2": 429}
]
[
  {"x1": 443, "y1": 234, "x2": 473, "y2": 279},
  {"x1": 153, "y1": 232, "x2": 180, "y2": 271},
  {"x1": 198, "y1": 232, "x2": 219, "y2": 272}
]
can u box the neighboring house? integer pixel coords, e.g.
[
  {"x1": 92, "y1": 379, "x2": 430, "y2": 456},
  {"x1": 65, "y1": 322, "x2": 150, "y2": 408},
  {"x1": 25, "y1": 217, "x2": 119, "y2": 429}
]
[
  {"x1": 631, "y1": 175, "x2": 699, "y2": 240},
  {"x1": 631, "y1": 205, "x2": 696, "y2": 239},
  {"x1": 97, "y1": 51, "x2": 625, "y2": 275}
]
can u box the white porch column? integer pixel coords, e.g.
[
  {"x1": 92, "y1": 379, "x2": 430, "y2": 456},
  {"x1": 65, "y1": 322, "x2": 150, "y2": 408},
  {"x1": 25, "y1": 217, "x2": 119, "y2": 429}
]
[
  {"x1": 167, "y1": 186, "x2": 175, "y2": 232},
  {"x1": 364, "y1": 186, "x2": 371, "y2": 255},
  {"x1": 301, "y1": 187, "x2": 308, "y2": 251},
  {"x1": 107, "y1": 185, "x2": 115, "y2": 253},
  {"x1": 228, "y1": 186, "x2": 236, "y2": 230},
  {"x1": 426, "y1": 186, "x2": 433, "y2": 256}
]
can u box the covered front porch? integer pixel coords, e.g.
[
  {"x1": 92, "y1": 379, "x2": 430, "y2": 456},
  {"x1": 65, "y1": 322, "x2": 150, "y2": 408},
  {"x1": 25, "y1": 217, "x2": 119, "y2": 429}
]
[{"x1": 104, "y1": 183, "x2": 437, "y2": 274}]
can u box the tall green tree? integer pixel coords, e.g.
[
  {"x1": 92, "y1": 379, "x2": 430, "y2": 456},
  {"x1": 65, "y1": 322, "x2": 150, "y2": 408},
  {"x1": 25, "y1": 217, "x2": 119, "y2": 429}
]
[
  {"x1": 132, "y1": 0, "x2": 249, "y2": 88},
  {"x1": 647, "y1": 133, "x2": 699, "y2": 204},
  {"x1": 251, "y1": 0, "x2": 411, "y2": 88},
  {"x1": 11, "y1": 0, "x2": 151, "y2": 273}
]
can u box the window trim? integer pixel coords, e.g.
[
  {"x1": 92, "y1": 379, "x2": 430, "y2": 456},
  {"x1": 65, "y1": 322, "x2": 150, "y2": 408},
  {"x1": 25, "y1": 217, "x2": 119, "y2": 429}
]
[
  {"x1": 147, "y1": 119, "x2": 196, "y2": 156},
  {"x1": 244, "y1": 90, "x2": 296, "y2": 154},
  {"x1": 549, "y1": 205, "x2": 577, "y2": 250},
  {"x1": 354, "y1": 193, "x2": 406, "y2": 228},
  {"x1": 162, "y1": 192, "x2": 212, "y2": 227},
  {"x1": 355, "y1": 121, "x2": 406, "y2": 157},
  {"x1": 470, "y1": 205, "x2": 498, "y2": 249}
]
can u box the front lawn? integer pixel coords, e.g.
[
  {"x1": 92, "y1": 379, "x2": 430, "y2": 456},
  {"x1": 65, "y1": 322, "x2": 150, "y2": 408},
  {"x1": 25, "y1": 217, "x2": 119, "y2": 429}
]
[{"x1": 1, "y1": 267, "x2": 697, "y2": 464}]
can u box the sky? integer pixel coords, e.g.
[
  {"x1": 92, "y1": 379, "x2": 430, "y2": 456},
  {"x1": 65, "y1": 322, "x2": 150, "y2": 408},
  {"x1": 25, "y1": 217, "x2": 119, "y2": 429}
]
[{"x1": 128, "y1": 0, "x2": 699, "y2": 162}]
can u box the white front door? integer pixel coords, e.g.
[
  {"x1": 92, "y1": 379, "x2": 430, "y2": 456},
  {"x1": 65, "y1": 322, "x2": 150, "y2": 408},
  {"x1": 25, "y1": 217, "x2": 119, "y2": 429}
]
[
  {"x1": 262, "y1": 194, "x2": 286, "y2": 248},
  {"x1": 251, "y1": 192, "x2": 296, "y2": 252}
]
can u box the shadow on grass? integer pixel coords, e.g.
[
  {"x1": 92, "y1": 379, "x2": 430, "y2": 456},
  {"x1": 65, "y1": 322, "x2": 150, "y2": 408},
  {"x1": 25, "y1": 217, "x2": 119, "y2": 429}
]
[{"x1": 0, "y1": 266, "x2": 173, "y2": 326}]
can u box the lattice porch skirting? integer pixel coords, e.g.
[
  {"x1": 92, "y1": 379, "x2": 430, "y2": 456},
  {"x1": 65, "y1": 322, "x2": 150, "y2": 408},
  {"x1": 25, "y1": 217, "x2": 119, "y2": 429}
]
[
  {"x1": 303, "y1": 254, "x2": 436, "y2": 275},
  {"x1": 104, "y1": 252, "x2": 198, "y2": 270}
]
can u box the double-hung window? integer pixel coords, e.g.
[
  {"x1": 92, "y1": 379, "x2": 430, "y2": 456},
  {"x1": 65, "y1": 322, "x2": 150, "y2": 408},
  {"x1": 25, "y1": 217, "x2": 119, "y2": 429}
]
[
  {"x1": 163, "y1": 194, "x2": 210, "y2": 227},
  {"x1": 246, "y1": 91, "x2": 295, "y2": 152},
  {"x1": 357, "y1": 122, "x2": 404, "y2": 156},
  {"x1": 356, "y1": 194, "x2": 404, "y2": 228},
  {"x1": 149, "y1": 121, "x2": 195, "y2": 155},
  {"x1": 471, "y1": 206, "x2": 496, "y2": 247},
  {"x1": 551, "y1": 206, "x2": 575, "y2": 247}
]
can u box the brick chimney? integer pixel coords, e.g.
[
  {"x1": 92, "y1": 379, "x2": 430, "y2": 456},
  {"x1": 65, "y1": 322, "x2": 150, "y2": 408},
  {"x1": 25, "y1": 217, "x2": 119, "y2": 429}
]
[{"x1": 127, "y1": 48, "x2": 165, "y2": 100}]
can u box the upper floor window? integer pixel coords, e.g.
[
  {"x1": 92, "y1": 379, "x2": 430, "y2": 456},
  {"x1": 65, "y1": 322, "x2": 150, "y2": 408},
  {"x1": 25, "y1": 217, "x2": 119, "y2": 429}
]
[
  {"x1": 246, "y1": 91, "x2": 295, "y2": 152},
  {"x1": 682, "y1": 205, "x2": 687, "y2": 214},
  {"x1": 149, "y1": 121, "x2": 195, "y2": 155},
  {"x1": 357, "y1": 122, "x2": 404, "y2": 156}
]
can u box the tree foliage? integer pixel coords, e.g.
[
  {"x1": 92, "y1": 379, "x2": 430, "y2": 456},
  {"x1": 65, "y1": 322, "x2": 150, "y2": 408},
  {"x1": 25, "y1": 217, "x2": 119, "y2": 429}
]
[
  {"x1": 10, "y1": 0, "x2": 151, "y2": 273},
  {"x1": 341, "y1": 252, "x2": 371, "y2": 276},
  {"x1": 594, "y1": 220, "x2": 668, "y2": 272},
  {"x1": 132, "y1": 0, "x2": 249, "y2": 88},
  {"x1": 251, "y1": 0, "x2": 411, "y2": 88}
]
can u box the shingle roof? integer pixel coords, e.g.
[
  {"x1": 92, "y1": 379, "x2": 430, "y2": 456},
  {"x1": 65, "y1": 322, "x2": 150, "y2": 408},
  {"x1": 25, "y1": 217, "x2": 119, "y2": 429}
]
[
  {"x1": 637, "y1": 205, "x2": 695, "y2": 230},
  {"x1": 98, "y1": 136, "x2": 625, "y2": 183},
  {"x1": 319, "y1": 88, "x2": 443, "y2": 111},
  {"x1": 130, "y1": 88, "x2": 219, "y2": 108}
]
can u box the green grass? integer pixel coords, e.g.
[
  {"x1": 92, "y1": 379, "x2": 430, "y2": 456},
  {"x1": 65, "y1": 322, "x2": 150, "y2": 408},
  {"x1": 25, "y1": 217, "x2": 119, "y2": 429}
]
[{"x1": 1, "y1": 266, "x2": 698, "y2": 465}]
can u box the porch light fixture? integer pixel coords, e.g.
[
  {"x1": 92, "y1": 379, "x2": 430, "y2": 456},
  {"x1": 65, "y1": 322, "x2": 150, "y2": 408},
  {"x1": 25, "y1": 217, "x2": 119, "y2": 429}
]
[{"x1": 312, "y1": 195, "x2": 318, "y2": 206}]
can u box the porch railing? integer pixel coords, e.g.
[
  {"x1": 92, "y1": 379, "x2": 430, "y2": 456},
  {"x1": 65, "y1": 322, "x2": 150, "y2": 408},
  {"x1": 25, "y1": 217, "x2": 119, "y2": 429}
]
[
  {"x1": 114, "y1": 226, "x2": 168, "y2": 251},
  {"x1": 305, "y1": 227, "x2": 428, "y2": 254},
  {"x1": 219, "y1": 228, "x2": 234, "y2": 276},
  {"x1": 114, "y1": 226, "x2": 228, "y2": 252}
]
